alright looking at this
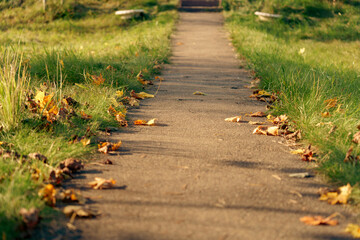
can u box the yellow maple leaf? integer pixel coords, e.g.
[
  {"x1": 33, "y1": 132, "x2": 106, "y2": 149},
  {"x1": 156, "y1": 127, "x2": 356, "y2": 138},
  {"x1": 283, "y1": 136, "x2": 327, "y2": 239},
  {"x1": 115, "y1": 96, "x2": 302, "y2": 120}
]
[{"x1": 345, "y1": 224, "x2": 360, "y2": 238}]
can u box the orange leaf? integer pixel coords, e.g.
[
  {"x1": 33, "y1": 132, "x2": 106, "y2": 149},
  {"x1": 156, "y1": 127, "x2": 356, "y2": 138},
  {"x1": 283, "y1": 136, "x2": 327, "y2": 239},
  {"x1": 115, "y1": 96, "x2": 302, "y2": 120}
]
[
  {"x1": 300, "y1": 214, "x2": 338, "y2": 226},
  {"x1": 250, "y1": 111, "x2": 267, "y2": 117},
  {"x1": 88, "y1": 177, "x2": 116, "y2": 189},
  {"x1": 80, "y1": 111, "x2": 92, "y2": 120},
  {"x1": 91, "y1": 73, "x2": 105, "y2": 85}
]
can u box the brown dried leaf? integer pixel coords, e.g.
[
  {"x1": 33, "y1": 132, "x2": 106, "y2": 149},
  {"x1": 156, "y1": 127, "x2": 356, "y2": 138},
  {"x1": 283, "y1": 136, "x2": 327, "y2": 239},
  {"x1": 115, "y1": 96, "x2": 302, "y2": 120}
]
[
  {"x1": 63, "y1": 205, "x2": 98, "y2": 218},
  {"x1": 19, "y1": 208, "x2": 40, "y2": 229},
  {"x1": 59, "y1": 158, "x2": 84, "y2": 172},
  {"x1": 38, "y1": 184, "x2": 56, "y2": 206},
  {"x1": 88, "y1": 177, "x2": 116, "y2": 189},
  {"x1": 344, "y1": 146, "x2": 354, "y2": 163},
  {"x1": 300, "y1": 214, "x2": 338, "y2": 226},
  {"x1": 225, "y1": 116, "x2": 242, "y2": 122},
  {"x1": 319, "y1": 183, "x2": 352, "y2": 205},
  {"x1": 250, "y1": 111, "x2": 267, "y2": 117},
  {"x1": 353, "y1": 132, "x2": 360, "y2": 144},
  {"x1": 28, "y1": 152, "x2": 48, "y2": 163}
]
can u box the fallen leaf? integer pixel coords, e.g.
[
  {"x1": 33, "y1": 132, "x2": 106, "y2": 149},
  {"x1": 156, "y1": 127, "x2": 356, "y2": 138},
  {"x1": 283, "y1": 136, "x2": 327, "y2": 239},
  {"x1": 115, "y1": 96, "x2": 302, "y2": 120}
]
[
  {"x1": 80, "y1": 111, "x2": 92, "y2": 120},
  {"x1": 80, "y1": 138, "x2": 91, "y2": 146},
  {"x1": 115, "y1": 90, "x2": 124, "y2": 98},
  {"x1": 290, "y1": 149, "x2": 305, "y2": 155},
  {"x1": 285, "y1": 130, "x2": 302, "y2": 141},
  {"x1": 353, "y1": 132, "x2": 360, "y2": 144},
  {"x1": 267, "y1": 126, "x2": 279, "y2": 136},
  {"x1": 91, "y1": 73, "x2": 105, "y2": 85},
  {"x1": 28, "y1": 152, "x2": 48, "y2": 163},
  {"x1": 106, "y1": 65, "x2": 115, "y2": 71},
  {"x1": 38, "y1": 184, "x2": 56, "y2": 206},
  {"x1": 301, "y1": 145, "x2": 315, "y2": 162},
  {"x1": 59, "y1": 158, "x2": 84, "y2": 172},
  {"x1": 321, "y1": 112, "x2": 331, "y2": 118},
  {"x1": 138, "y1": 92, "x2": 154, "y2": 98},
  {"x1": 88, "y1": 177, "x2": 116, "y2": 189},
  {"x1": 324, "y1": 98, "x2": 338, "y2": 109},
  {"x1": 137, "y1": 71, "x2": 152, "y2": 85},
  {"x1": 344, "y1": 146, "x2": 354, "y2": 163},
  {"x1": 345, "y1": 224, "x2": 360, "y2": 238},
  {"x1": 225, "y1": 116, "x2": 242, "y2": 122},
  {"x1": 98, "y1": 141, "x2": 122, "y2": 154},
  {"x1": 250, "y1": 112, "x2": 267, "y2": 117},
  {"x1": 300, "y1": 214, "x2": 338, "y2": 226},
  {"x1": 57, "y1": 189, "x2": 85, "y2": 204},
  {"x1": 19, "y1": 208, "x2": 40, "y2": 229},
  {"x1": 319, "y1": 183, "x2": 352, "y2": 205},
  {"x1": 134, "y1": 118, "x2": 157, "y2": 126},
  {"x1": 289, "y1": 172, "x2": 311, "y2": 178},
  {"x1": 249, "y1": 121, "x2": 265, "y2": 125},
  {"x1": 193, "y1": 91, "x2": 206, "y2": 96},
  {"x1": 253, "y1": 126, "x2": 268, "y2": 135},
  {"x1": 63, "y1": 205, "x2": 98, "y2": 218}
]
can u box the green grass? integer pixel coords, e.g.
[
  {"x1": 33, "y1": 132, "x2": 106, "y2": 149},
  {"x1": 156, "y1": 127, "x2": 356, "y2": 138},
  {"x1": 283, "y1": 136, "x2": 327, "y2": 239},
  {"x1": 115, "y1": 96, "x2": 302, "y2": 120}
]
[
  {"x1": 225, "y1": 0, "x2": 360, "y2": 193},
  {"x1": 0, "y1": 0, "x2": 177, "y2": 238}
]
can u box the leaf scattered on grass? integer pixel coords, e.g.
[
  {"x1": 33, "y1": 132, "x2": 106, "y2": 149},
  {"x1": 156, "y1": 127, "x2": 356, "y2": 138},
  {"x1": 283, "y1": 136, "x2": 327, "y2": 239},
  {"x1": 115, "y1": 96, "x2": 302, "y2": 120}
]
[
  {"x1": 353, "y1": 132, "x2": 360, "y2": 144},
  {"x1": 300, "y1": 214, "x2": 338, "y2": 226},
  {"x1": 345, "y1": 224, "x2": 360, "y2": 238},
  {"x1": 344, "y1": 146, "x2": 354, "y2": 163},
  {"x1": 80, "y1": 111, "x2": 92, "y2": 120},
  {"x1": 91, "y1": 73, "x2": 105, "y2": 85},
  {"x1": 193, "y1": 91, "x2": 206, "y2": 96},
  {"x1": 38, "y1": 184, "x2": 56, "y2": 206},
  {"x1": 28, "y1": 152, "x2": 48, "y2": 163},
  {"x1": 319, "y1": 183, "x2": 352, "y2": 205},
  {"x1": 224, "y1": 116, "x2": 242, "y2": 122},
  {"x1": 88, "y1": 177, "x2": 116, "y2": 189},
  {"x1": 324, "y1": 98, "x2": 338, "y2": 109},
  {"x1": 321, "y1": 112, "x2": 331, "y2": 118},
  {"x1": 19, "y1": 208, "x2": 40, "y2": 230},
  {"x1": 137, "y1": 71, "x2": 153, "y2": 85}
]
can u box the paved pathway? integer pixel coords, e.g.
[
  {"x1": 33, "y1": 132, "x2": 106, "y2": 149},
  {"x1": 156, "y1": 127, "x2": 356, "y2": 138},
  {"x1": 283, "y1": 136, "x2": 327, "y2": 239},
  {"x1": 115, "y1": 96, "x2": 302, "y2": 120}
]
[{"x1": 69, "y1": 12, "x2": 353, "y2": 240}]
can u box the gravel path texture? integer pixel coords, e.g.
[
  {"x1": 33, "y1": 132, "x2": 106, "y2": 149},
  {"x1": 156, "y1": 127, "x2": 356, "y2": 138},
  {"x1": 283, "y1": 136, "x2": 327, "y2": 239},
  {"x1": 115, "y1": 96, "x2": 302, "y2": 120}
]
[{"x1": 68, "y1": 12, "x2": 354, "y2": 240}]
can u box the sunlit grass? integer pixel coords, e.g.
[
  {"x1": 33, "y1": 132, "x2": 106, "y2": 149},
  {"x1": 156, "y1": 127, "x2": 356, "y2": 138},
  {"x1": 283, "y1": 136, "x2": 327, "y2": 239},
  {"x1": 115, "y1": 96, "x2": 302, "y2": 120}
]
[{"x1": 225, "y1": 1, "x2": 360, "y2": 189}]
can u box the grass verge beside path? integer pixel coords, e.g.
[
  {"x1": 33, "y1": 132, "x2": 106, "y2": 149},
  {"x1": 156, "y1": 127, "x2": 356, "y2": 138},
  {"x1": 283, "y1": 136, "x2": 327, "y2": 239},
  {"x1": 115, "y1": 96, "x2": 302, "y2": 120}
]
[
  {"x1": 0, "y1": 1, "x2": 177, "y2": 239},
  {"x1": 224, "y1": 0, "x2": 360, "y2": 201}
]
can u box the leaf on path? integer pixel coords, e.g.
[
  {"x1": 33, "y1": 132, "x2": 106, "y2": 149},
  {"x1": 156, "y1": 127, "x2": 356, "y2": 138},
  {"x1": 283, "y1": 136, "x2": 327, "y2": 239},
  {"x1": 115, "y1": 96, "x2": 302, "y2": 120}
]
[
  {"x1": 193, "y1": 91, "x2": 206, "y2": 96},
  {"x1": 301, "y1": 145, "x2": 315, "y2": 162},
  {"x1": 19, "y1": 208, "x2": 40, "y2": 230},
  {"x1": 345, "y1": 224, "x2": 360, "y2": 238},
  {"x1": 59, "y1": 158, "x2": 84, "y2": 172},
  {"x1": 38, "y1": 184, "x2": 57, "y2": 206},
  {"x1": 98, "y1": 141, "x2": 122, "y2": 154},
  {"x1": 290, "y1": 149, "x2": 305, "y2": 155},
  {"x1": 63, "y1": 205, "x2": 98, "y2": 218},
  {"x1": 272, "y1": 115, "x2": 288, "y2": 125},
  {"x1": 253, "y1": 126, "x2": 279, "y2": 136},
  {"x1": 225, "y1": 116, "x2": 242, "y2": 122},
  {"x1": 300, "y1": 214, "x2": 338, "y2": 226},
  {"x1": 319, "y1": 183, "x2": 352, "y2": 205},
  {"x1": 285, "y1": 130, "x2": 302, "y2": 141},
  {"x1": 134, "y1": 118, "x2": 157, "y2": 126},
  {"x1": 57, "y1": 189, "x2": 85, "y2": 204},
  {"x1": 250, "y1": 111, "x2": 267, "y2": 117},
  {"x1": 249, "y1": 121, "x2": 265, "y2": 125},
  {"x1": 88, "y1": 177, "x2": 116, "y2": 189},
  {"x1": 130, "y1": 90, "x2": 154, "y2": 99}
]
